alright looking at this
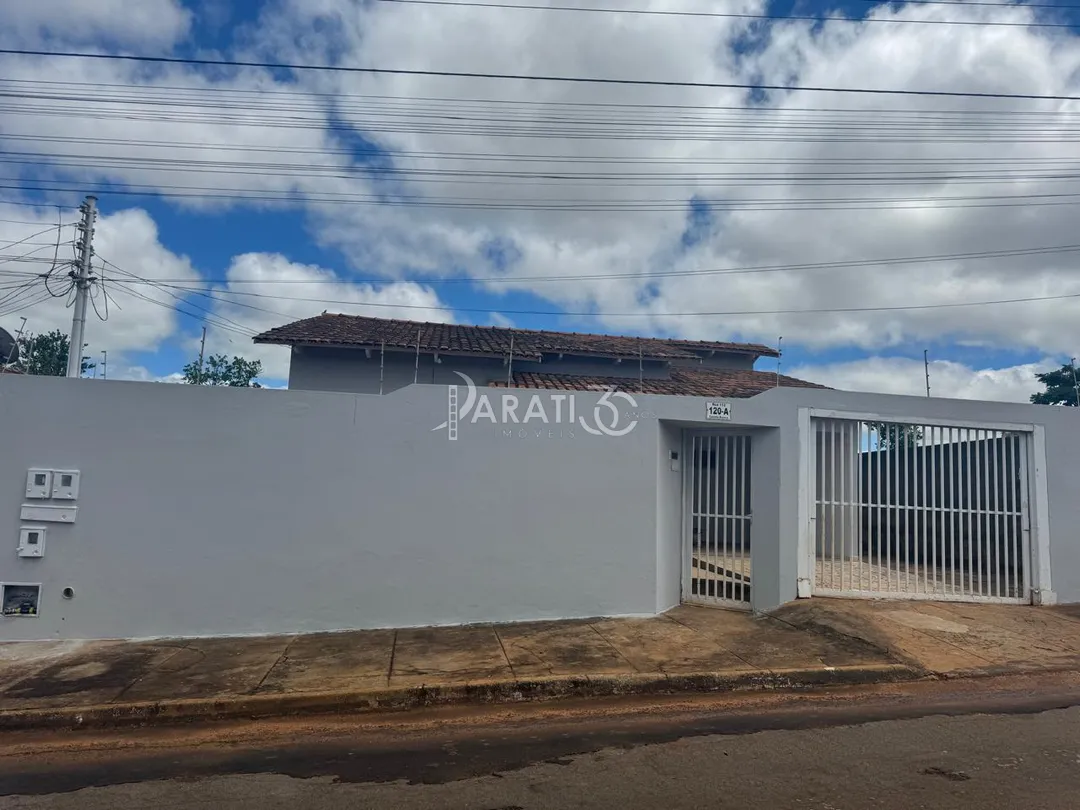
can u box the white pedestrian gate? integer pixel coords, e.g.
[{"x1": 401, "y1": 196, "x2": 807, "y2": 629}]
[
  {"x1": 811, "y1": 417, "x2": 1032, "y2": 604},
  {"x1": 685, "y1": 433, "x2": 752, "y2": 608}
]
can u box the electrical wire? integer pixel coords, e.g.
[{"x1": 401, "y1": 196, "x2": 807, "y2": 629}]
[
  {"x1": 100, "y1": 265, "x2": 1080, "y2": 319},
  {"x1": 12, "y1": 180, "x2": 1080, "y2": 212},
  {"x1": 4, "y1": 49, "x2": 1080, "y2": 102},
  {"x1": 97, "y1": 258, "x2": 261, "y2": 337},
  {"x1": 0, "y1": 224, "x2": 62, "y2": 254},
  {"x1": 92, "y1": 242, "x2": 1080, "y2": 287}
]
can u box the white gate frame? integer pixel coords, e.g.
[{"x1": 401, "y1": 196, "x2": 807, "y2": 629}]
[{"x1": 796, "y1": 407, "x2": 1055, "y2": 605}]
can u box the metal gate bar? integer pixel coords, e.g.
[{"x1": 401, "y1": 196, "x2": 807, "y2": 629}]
[
  {"x1": 812, "y1": 417, "x2": 1031, "y2": 604},
  {"x1": 687, "y1": 433, "x2": 752, "y2": 608}
]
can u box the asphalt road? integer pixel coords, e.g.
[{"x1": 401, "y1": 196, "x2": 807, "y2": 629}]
[{"x1": 3, "y1": 674, "x2": 1080, "y2": 809}]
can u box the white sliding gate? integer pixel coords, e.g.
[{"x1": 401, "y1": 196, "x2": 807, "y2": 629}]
[
  {"x1": 686, "y1": 433, "x2": 752, "y2": 608},
  {"x1": 812, "y1": 416, "x2": 1032, "y2": 604}
]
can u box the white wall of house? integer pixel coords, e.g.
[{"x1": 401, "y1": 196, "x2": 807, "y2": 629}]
[{"x1": 1, "y1": 375, "x2": 1076, "y2": 641}]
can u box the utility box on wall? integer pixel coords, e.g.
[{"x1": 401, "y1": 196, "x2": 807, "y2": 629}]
[
  {"x1": 50, "y1": 471, "x2": 80, "y2": 500},
  {"x1": 25, "y1": 470, "x2": 52, "y2": 499},
  {"x1": 17, "y1": 527, "x2": 46, "y2": 558}
]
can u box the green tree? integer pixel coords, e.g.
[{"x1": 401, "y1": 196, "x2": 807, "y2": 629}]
[
  {"x1": 1031, "y1": 364, "x2": 1080, "y2": 406},
  {"x1": 15, "y1": 330, "x2": 94, "y2": 377},
  {"x1": 872, "y1": 422, "x2": 924, "y2": 450},
  {"x1": 183, "y1": 353, "x2": 262, "y2": 387}
]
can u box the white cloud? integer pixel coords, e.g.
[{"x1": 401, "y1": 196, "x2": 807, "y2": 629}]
[
  {"x1": 2, "y1": 0, "x2": 191, "y2": 48},
  {"x1": 4, "y1": 0, "x2": 1080, "y2": 374},
  {"x1": 205, "y1": 252, "x2": 453, "y2": 379},
  {"x1": 790, "y1": 356, "x2": 1057, "y2": 402}
]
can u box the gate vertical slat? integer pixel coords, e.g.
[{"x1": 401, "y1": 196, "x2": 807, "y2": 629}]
[
  {"x1": 919, "y1": 422, "x2": 927, "y2": 595},
  {"x1": 707, "y1": 434, "x2": 715, "y2": 599},
  {"x1": 739, "y1": 435, "x2": 748, "y2": 603},
  {"x1": 851, "y1": 420, "x2": 860, "y2": 594},
  {"x1": 1002, "y1": 438, "x2": 1010, "y2": 604},
  {"x1": 976, "y1": 428, "x2": 986, "y2": 597},
  {"x1": 876, "y1": 422, "x2": 884, "y2": 590},
  {"x1": 1019, "y1": 434, "x2": 1032, "y2": 601},
  {"x1": 695, "y1": 434, "x2": 704, "y2": 600},
  {"x1": 990, "y1": 431, "x2": 1000, "y2": 599},
  {"x1": 948, "y1": 426, "x2": 957, "y2": 596}
]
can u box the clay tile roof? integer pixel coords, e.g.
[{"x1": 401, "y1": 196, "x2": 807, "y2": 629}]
[
  {"x1": 254, "y1": 314, "x2": 779, "y2": 362},
  {"x1": 492, "y1": 368, "x2": 828, "y2": 398}
]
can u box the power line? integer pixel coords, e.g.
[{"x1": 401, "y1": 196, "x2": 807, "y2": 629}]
[
  {"x1": 11, "y1": 181, "x2": 1080, "y2": 212},
  {"x1": 90, "y1": 242, "x2": 1080, "y2": 287},
  {"x1": 3, "y1": 48, "x2": 1080, "y2": 102},
  {"x1": 0, "y1": 224, "x2": 62, "y2": 254},
  {"x1": 372, "y1": 0, "x2": 1080, "y2": 28},
  {"x1": 0, "y1": 214, "x2": 75, "y2": 226},
  {"x1": 8, "y1": 77, "x2": 1080, "y2": 116},
  {"x1": 97, "y1": 258, "x2": 261, "y2": 337},
  {"x1": 103, "y1": 273, "x2": 1080, "y2": 319}
]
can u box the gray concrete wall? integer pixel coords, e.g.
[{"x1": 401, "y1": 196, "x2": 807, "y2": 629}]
[
  {"x1": 2, "y1": 374, "x2": 1076, "y2": 641},
  {"x1": 0, "y1": 376, "x2": 664, "y2": 640}
]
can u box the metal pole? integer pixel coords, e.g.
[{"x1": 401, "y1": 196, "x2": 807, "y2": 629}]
[
  {"x1": 379, "y1": 341, "x2": 385, "y2": 395},
  {"x1": 413, "y1": 328, "x2": 421, "y2": 384},
  {"x1": 1071, "y1": 357, "x2": 1079, "y2": 407},
  {"x1": 924, "y1": 349, "x2": 931, "y2": 398},
  {"x1": 506, "y1": 334, "x2": 515, "y2": 386},
  {"x1": 101, "y1": 350, "x2": 107, "y2": 381},
  {"x1": 638, "y1": 340, "x2": 643, "y2": 393},
  {"x1": 66, "y1": 196, "x2": 97, "y2": 378},
  {"x1": 196, "y1": 326, "x2": 207, "y2": 384},
  {"x1": 4, "y1": 316, "x2": 26, "y2": 367},
  {"x1": 776, "y1": 336, "x2": 783, "y2": 387}
]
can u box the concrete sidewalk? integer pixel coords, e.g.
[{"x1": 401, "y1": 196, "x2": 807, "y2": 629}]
[
  {"x1": 3, "y1": 600, "x2": 1079, "y2": 730},
  {"x1": 774, "y1": 599, "x2": 1080, "y2": 678},
  {"x1": 0, "y1": 606, "x2": 907, "y2": 729}
]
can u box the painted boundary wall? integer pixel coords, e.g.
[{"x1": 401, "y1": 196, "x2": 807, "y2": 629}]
[{"x1": 1, "y1": 375, "x2": 1077, "y2": 640}]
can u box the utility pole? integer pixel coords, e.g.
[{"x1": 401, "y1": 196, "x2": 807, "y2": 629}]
[
  {"x1": 924, "y1": 349, "x2": 931, "y2": 398},
  {"x1": 197, "y1": 326, "x2": 207, "y2": 384},
  {"x1": 101, "y1": 350, "x2": 107, "y2": 381},
  {"x1": 66, "y1": 196, "x2": 98, "y2": 378},
  {"x1": 4, "y1": 316, "x2": 27, "y2": 366},
  {"x1": 1071, "y1": 357, "x2": 1079, "y2": 407}
]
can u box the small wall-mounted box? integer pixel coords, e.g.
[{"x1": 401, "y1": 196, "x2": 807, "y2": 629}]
[
  {"x1": 25, "y1": 470, "x2": 52, "y2": 500},
  {"x1": 1, "y1": 583, "x2": 40, "y2": 617},
  {"x1": 51, "y1": 470, "x2": 80, "y2": 501},
  {"x1": 17, "y1": 527, "x2": 45, "y2": 558}
]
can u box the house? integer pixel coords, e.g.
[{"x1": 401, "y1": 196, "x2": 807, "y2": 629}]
[{"x1": 253, "y1": 313, "x2": 824, "y2": 396}]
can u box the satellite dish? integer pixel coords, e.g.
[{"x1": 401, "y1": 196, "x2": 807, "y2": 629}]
[{"x1": 0, "y1": 327, "x2": 19, "y2": 366}]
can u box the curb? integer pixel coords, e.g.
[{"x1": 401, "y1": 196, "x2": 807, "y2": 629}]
[{"x1": 0, "y1": 663, "x2": 923, "y2": 732}]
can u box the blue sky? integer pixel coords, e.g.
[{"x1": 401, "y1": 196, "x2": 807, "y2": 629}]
[{"x1": 2, "y1": 0, "x2": 1079, "y2": 399}]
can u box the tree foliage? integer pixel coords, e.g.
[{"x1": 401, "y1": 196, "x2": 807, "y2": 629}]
[
  {"x1": 1031, "y1": 364, "x2": 1080, "y2": 406},
  {"x1": 183, "y1": 353, "x2": 262, "y2": 387},
  {"x1": 871, "y1": 422, "x2": 924, "y2": 451},
  {"x1": 14, "y1": 330, "x2": 94, "y2": 376}
]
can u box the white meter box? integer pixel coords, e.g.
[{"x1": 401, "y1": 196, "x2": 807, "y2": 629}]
[
  {"x1": 25, "y1": 470, "x2": 52, "y2": 499},
  {"x1": 51, "y1": 470, "x2": 80, "y2": 500},
  {"x1": 17, "y1": 527, "x2": 45, "y2": 558}
]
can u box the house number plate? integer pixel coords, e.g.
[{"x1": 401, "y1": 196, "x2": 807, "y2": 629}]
[{"x1": 705, "y1": 401, "x2": 732, "y2": 421}]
